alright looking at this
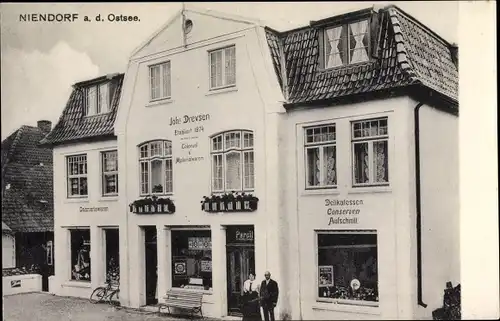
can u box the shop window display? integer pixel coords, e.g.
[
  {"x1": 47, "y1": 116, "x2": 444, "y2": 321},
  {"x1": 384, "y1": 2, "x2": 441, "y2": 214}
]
[
  {"x1": 70, "y1": 229, "x2": 91, "y2": 282},
  {"x1": 171, "y1": 230, "x2": 212, "y2": 291},
  {"x1": 317, "y1": 231, "x2": 378, "y2": 305}
]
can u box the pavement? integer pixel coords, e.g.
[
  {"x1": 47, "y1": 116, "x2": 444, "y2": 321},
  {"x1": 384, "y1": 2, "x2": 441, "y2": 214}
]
[{"x1": 2, "y1": 292, "x2": 220, "y2": 321}]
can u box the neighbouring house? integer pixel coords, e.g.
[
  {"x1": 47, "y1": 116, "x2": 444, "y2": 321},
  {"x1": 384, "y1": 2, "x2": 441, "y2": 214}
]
[
  {"x1": 40, "y1": 73, "x2": 124, "y2": 299},
  {"x1": 1, "y1": 120, "x2": 55, "y2": 291}
]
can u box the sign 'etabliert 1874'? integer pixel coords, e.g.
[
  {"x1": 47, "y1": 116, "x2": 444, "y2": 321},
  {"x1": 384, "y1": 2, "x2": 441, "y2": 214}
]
[{"x1": 169, "y1": 113, "x2": 211, "y2": 164}]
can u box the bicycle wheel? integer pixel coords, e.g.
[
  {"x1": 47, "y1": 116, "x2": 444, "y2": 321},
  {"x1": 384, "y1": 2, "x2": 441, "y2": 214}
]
[
  {"x1": 89, "y1": 287, "x2": 106, "y2": 304},
  {"x1": 108, "y1": 289, "x2": 120, "y2": 306}
]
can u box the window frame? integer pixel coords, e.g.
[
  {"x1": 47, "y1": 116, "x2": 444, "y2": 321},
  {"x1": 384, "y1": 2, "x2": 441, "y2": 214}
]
[
  {"x1": 315, "y1": 229, "x2": 379, "y2": 307},
  {"x1": 323, "y1": 18, "x2": 371, "y2": 70},
  {"x1": 84, "y1": 82, "x2": 111, "y2": 116},
  {"x1": 66, "y1": 154, "x2": 88, "y2": 198},
  {"x1": 101, "y1": 150, "x2": 118, "y2": 197},
  {"x1": 138, "y1": 140, "x2": 173, "y2": 196},
  {"x1": 210, "y1": 130, "x2": 254, "y2": 193},
  {"x1": 304, "y1": 124, "x2": 337, "y2": 190},
  {"x1": 351, "y1": 117, "x2": 389, "y2": 187},
  {"x1": 208, "y1": 45, "x2": 236, "y2": 91},
  {"x1": 69, "y1": 228, "x2": 91, "y2": 282},
  {"x1": 149, "y1": 61, "x2": 172, "y2": 102}
]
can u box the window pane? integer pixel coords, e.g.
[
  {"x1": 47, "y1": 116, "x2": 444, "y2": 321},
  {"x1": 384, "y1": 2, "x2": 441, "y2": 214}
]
[
  {"x1": 317, "y1": 233, "x2": 378, "y2": 302},
  {"x1": 212, "y1": 154, "x2": 223, "y2": 191},
  {"x1": 225, "y1": 132, "x2": 241, "y2": 149},
  {"x1": 353, "y1": 143, "x2": 369, "y2": 184},
  {"x1": 87, "y1": 86, "x2": 97, "y2": 115},
  {"x1": 323, "y1": 146, "x2": 336, "y2": 186},
  {"x1": 243, "y1": 151, "x2": 255, "y2": 190},
  {"x1": 104, "y1": 174, "x2": 118, "y2": 194},
  {"x1": 243, "y1": 132, "x2": 254, "y2": 148},
  {"x1": 98, "y1": 83, "x2": 109, "y2": 114},
  {"x1": 69, "y1": 178, "x2": 79, "y2": 196},
  {"x1": 150, "y1": 65, "x2": 161, "y2": 100},
  {"x1": 150, "y1": 141, "x2": 163, "y2": 157},
  {"x1": 140, "y1": 162, "x2": 149, "y2": 194},
  {"x1": 162, "y1": 62, "x2": 171, "y2": 98},
  {"x1": 140, "y1": 145, "x2": 149, "y2": 158},
  {"x1": 164, "y1": 141, "x2": 172, "y2": 156},
  {"x1": 306, "y1": 125, "x2": 335, "y2": 143},
  {"x1": 224, "y1": 46, "x2": 236, "y2": 85},
  {"x1": 165, "y1": 159, "x2": 173, "y2": 193},
  {"x1": 71, "y1": 229, "x2": 91, "y2": 281},
  {"x1": 212, "y1": 135, "x2": 223, "y2": 151},
  {"x1": 103, "y1": 151, "x2": 118, "y2": 172},
  {"x1": 151, "y1": 159, "x2": 163, "y2": 193},
  {"x1": 325, "y1": 26, "x2": 346, "y2": 68},
  {"x1": 349, "y1": 20, "x2": 369, "y2": 64},
  {"x1": 171, "y1": 230, "x2": 212, "y2": 290},
  {"x1": 306, "y1": 148, "x2": 320, "y2": 186},
  {"x1": 373, "y1": 141, "x2": 388, "y2": 183},
  {"x1": 225, "y1": 152, "x2": 241, "y2": 191},
  {"x1": 79, "y1": 177, "x2": 88, "y2": 196},
  {"x1": 210, "y1": 50, "x2": 223, "y2": 89}
]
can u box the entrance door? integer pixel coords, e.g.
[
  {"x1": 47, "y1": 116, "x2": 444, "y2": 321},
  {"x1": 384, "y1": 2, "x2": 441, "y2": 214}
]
[
  {"x1": 144, "y1": 227, "x2": 157, "y2": 306},
  {"x1": 226, "y1": 225, "x2": 255, "y2": 316}
]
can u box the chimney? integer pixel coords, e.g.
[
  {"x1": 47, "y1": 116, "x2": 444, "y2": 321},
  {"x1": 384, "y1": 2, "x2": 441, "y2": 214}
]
[
  {"x1": 450, "y1": 43, "x2": 458, "y2": 69},
  {"x1": 37, "y1": 120, "x2": 52, "y2": 134}
]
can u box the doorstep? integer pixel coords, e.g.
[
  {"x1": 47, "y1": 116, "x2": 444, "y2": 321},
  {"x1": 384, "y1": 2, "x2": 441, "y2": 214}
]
[{"x1": 221, "y1": 316, "x2": 241, "y2": 321}]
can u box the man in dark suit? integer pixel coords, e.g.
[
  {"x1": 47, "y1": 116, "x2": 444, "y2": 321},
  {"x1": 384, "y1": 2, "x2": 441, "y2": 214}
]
[{"x1": 259, "y1": 271, "x2": 279, "y2": 321}]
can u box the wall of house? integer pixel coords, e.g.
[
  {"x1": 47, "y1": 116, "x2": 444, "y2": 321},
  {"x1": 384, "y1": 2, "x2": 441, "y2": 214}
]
[
  {"x1": 116, "y1": 12, "x2": 286, "y2": 317},
  {"x1": 414, "y1": 103, "x2": 460, "y2": 319},
  {"x1": 283, "y1": 96, "x2": 418, "y2": 320},
  {"x1": 2, "y1": 233, "x2": 16, "y2": 268},
  {"x1": 52, "y1": 140, "x2": 127, "y2": 300}
]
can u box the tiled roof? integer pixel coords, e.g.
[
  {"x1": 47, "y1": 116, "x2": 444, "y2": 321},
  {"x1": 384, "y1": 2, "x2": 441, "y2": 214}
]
[
  {"x1": 265, "y1": 5, "x2": 458, "y2": 110},
  {"x1": 1, "y1": 126, "x2": 54, "y2": 233},
  {"x1": 40, "y1": 73, "x2": 124, "y2": 146}
]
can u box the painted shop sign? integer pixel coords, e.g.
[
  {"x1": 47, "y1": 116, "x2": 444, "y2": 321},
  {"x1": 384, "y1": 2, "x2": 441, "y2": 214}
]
[
  {"x1": 79, "y1": 206, "x2": 109, "y2": 213},
  {"x1": 170, "y1": 113, "x2": 211, "y2": 164},
  {"x1": 325, "y1": 199, "x2": 363, "y2": 225}
]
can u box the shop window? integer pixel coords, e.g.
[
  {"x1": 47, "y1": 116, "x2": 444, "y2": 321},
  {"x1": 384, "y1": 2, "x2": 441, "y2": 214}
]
[
  {"x1": 139, "y1": 140, "x2": 173, "y2": 195},
  {"x1": 317, "y1": 231, "x2": 378, "y2": 305},
  {"x1": 171, "y1": 230, "x2": 212, "y2": 291},
  {"x1": 67, "y1": 154, "x2": 88, "y2": 197},
  {"x1": 323, "y1": 19, "x2": 370, "y2": 69},
  {"x1": 105, "y1": 229, "x2": 120, "y2": 283},
  {"x1": 101, "y1": 150, "x2": 118, "y2": 196},
  {"x1": 305, "y1": 124, "x2": 336, "y2": 188},
  {"x1": 209, "y1": 45, "x2": 236, "y2": 90},
  {"x1": 149, "y1": 61, "x2": 171, "y2": 101},
  {"x1": 352, "y1": 118, "x2": 389, "y2": 186},
  {"x1": 70, "y1": 229, "x2": 91, "y2": 282},
  {"x1": 211, "y1": 130, "x2": 254, "y2": 193}
]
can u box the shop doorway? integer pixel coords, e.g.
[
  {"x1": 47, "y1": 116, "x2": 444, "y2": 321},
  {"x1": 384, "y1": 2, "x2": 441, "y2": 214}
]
[
  {"x1": 144, "y1": 226, "x2": 157, "y2": 306},
  {"x1": 104, "y1": 229, "x2": 119, "y2": 281},
  {"x1": 226, "y1": 225, "x2": 255, "y2": 316}
]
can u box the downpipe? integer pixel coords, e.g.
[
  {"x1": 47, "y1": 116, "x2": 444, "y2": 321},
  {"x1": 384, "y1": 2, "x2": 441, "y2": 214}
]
[{"x1": 414, "y1": 102, "x2": 427, "y2": 308}]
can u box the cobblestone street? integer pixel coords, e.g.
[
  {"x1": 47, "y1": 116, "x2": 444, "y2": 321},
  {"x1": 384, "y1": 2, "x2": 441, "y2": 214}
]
[{"x1": 3, "y1": 292, "x2": 215, "y2": 321}]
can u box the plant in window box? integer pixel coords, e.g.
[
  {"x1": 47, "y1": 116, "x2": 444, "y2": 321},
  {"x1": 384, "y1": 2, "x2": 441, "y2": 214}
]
[{"x1": 129, "y1": 195, "x2": 175, "y2": 214}]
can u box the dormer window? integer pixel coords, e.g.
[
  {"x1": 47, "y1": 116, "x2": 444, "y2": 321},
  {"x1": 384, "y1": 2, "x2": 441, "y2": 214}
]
[
  {"x1": 324, "y1": 19, "x2": 370, "y2": 68},
  {"x1": 84, "y1": 82, "x2": 110, "y2": 116}
]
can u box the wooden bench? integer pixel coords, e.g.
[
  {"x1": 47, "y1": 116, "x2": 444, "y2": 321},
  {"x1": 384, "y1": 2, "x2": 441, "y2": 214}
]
[{"x1": 158, "y1": 289, "x2": 204, "y2": 318}]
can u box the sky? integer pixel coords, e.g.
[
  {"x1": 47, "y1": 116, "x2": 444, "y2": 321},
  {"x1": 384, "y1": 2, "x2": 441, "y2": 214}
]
[{"x1": 0, "y1": 1, "x2": 459, "y2": 140}]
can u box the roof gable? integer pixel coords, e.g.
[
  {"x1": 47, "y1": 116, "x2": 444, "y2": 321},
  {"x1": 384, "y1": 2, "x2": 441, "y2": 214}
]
[
  {"x1": 1, "y1": 126, "x2": 54, "y2": 233},
  {"x1": 265, "y1": 5, "x2": 458, "y2": 110},
  {"x1": 40, "y1": 73, "x2": 124, "y2": 146},
  {"x1": 131, "y1": 5, "x2": 260, "y2": 60}
]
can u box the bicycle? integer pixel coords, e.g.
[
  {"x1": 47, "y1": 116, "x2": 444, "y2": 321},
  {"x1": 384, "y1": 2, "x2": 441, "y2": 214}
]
[{"x1": 89, "y1": 273, "x2": 120, "y2": 305}]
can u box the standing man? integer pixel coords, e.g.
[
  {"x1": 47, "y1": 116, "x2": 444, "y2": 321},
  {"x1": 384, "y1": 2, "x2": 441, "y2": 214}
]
[{"x1": 260, "y1": 271, "x2": 279, "y2": 321}]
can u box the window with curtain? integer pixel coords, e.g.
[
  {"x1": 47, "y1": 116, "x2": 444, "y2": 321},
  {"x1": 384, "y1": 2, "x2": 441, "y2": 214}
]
[
  {"x1": 317, "y1": 231, "x2": 378, "y2": 306},
  {"x1": 101, "y1": 150, "x2": 118, "y2": 196},
  {"x1": 209, "y1": 45, "x2": 236, "y2": 90},
  {"x1": 305, "y1": 124, "x2": 337, "y2": 189},
  {"x1": 139, "y1": 140, "x2": 173, "y2": 195},
  {"x1": 324, "y1": 19, "x2": 370, "y2": 68},
  {"x1": 211, "y1": 130, "x2": 254, "y2": 193},
  {"x1": 149, "y1": 61, "x2": 171, "y2": 101},
  {"x1": 84, "y1": 83, "x2": 110, "y2": 116},
  {"x1": 352, "y1": 117, "x2": 389, "y2": 186}
]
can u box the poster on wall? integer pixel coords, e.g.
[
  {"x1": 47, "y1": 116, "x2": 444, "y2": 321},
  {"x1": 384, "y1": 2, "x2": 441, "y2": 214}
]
[
  {"x1": 200, "y1": 259, "x2": 212, "y2": 273},
  {"x1": 319, "y1": 266, "x2": 334, "y2": 287},
  {"x1": 174, "y1": 260, "x2": 187, "y2": 275}
]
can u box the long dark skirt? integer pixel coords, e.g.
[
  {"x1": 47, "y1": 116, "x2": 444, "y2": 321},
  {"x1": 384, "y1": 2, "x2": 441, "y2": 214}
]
[{"x1": 242, "y1": 292, "x2": 262, "y2": 321}]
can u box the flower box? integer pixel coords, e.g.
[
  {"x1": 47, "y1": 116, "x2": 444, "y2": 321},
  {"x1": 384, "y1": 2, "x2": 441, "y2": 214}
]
[
  {"x1": 129, "y1": 196, "x2": 176, "y2": 214},
  {"x1": 201, "y1": 192, "x2": 259, "y2": 213}
]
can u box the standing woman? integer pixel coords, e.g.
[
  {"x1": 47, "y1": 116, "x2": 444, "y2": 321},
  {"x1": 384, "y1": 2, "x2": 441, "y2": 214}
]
[{"x1": 242, "y1": 272, "x2": 262, "y2": 321}]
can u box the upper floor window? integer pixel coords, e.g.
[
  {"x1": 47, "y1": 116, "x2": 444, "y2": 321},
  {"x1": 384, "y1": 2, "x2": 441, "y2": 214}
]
[
  {"x1": 305, "y1": 125, "x2": 337, "y2": 189},
  {"x1": 324, "y1": 19, "x2": 369, "y2": 68},
  {"x1": 149, "y1": 61, "x2": 171, "y2": 101},
  {"x1": 139, "y1": 140, "x2": 173, "y2": 195},
  {"x1": 101, "y1": 150, "x2": 118, "y2": 196},
  {"x1": 209, "y1": 45, "x2": 236, "y2": 90},
  {"x1": 84, "y1": 83, "x2": 110, "y2": 116},
  {"x1": 211, "y1": 130, "x2": 254, "y2": 192},
  {"x1": 352, "y1": 118, "x2": 389, "y2": 186},
  {"x1": 67, "y1": 154, "x2": 88, "y2": 197}
]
